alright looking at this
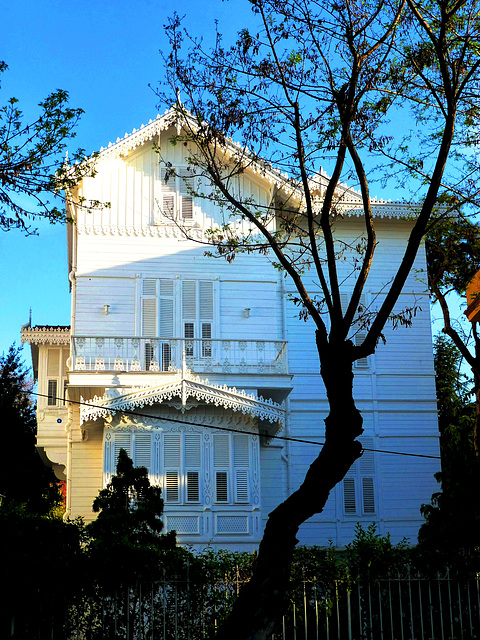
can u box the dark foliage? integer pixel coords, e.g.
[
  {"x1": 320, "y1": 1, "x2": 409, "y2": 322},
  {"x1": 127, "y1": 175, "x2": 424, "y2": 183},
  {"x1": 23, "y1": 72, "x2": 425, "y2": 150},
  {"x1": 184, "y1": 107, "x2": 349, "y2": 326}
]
[
  {"x1": 87, "y1": 448, "x2": 188, "y2": 587},
  {"x1": 0, "y1": 504, "x2": 85, "y2": 639},
  {"x1": 419, "y1": 336, "x2": 478, "y2": 551},
  {"x1": 0, "y1": 344, "x2": 62, "y2": 514}
]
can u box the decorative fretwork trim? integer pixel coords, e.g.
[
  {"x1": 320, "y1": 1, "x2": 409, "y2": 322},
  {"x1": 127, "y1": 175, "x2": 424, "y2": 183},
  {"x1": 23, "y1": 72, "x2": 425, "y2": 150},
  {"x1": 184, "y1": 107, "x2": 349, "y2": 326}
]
[
  {"x1": 92, "y1": 109, "x2": 412, "y2": 219},
  {"x1": 81, "y1": 368, "x2": 284, "y2": 427},
  {"x1": 21, "y1": 326, "x2": 71, "y2": 346},
  {"x1": 77, "y1": 224, "x2": 204, "y2": 239}
]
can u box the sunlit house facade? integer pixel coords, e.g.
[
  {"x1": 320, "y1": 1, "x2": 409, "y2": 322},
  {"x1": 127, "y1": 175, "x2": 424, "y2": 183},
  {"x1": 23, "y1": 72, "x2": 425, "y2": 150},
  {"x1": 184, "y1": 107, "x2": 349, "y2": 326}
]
[{"x1": 22, "y1": 113, "x2": 440, "y2": 550}]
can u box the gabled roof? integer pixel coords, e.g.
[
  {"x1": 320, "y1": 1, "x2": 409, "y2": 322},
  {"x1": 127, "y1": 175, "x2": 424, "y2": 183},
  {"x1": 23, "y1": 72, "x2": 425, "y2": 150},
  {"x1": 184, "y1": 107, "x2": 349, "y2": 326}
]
[
  {"x1": 80, "y1": 368, "x2": 285, "y2": 429},
  {"x1": 92, "y1": 109, "x2": 412, "y2": 219}
]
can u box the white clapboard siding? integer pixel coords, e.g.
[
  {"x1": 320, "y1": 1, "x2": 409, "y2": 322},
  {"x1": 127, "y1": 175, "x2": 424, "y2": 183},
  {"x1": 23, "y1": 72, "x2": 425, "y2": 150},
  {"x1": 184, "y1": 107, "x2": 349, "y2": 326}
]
[{"x1": 62, "y1": 128, "x2": 441, "y2": 548}]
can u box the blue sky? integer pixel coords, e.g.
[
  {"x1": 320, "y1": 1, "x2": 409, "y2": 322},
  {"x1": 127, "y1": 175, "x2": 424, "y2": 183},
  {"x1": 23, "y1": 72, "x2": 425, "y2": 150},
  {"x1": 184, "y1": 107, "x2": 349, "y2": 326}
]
[{"x1": 0, "y1": 0, "x2": 257, "y2": 358}]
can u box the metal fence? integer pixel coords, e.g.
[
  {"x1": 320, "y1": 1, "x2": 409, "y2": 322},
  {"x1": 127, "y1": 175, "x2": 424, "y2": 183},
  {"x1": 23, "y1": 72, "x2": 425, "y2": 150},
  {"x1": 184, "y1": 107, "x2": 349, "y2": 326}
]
[{"x1": 63, "y1": 571, "x2": 480, "y2": 640}]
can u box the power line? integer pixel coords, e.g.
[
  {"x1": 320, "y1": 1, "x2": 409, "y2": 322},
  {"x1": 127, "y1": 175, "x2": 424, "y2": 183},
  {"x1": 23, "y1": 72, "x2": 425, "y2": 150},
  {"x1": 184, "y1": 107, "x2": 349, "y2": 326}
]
[{"x1": 31, "y1": 391, "x2": 441, "y2": 461}]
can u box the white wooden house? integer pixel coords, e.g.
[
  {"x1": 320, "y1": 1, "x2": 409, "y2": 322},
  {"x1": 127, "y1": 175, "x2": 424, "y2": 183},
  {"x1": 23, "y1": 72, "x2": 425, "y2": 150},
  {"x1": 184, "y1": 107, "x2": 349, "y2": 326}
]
[{"x1": 22, "y1": 113, "x2": 440, "y2": 550}]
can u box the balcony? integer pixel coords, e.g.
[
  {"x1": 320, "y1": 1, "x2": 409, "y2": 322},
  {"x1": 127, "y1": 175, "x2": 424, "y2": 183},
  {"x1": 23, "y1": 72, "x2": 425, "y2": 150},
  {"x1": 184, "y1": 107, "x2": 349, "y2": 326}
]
[{"x1": 71, "y1": 337, "x2": 288, "y2": 375}]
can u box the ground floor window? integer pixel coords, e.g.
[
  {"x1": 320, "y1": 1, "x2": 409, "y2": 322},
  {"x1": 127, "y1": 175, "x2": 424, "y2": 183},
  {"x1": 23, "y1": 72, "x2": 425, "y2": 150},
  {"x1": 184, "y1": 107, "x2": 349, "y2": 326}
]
[{"x1": 103, "y1": 424, "x2": 259, "y2": 509}]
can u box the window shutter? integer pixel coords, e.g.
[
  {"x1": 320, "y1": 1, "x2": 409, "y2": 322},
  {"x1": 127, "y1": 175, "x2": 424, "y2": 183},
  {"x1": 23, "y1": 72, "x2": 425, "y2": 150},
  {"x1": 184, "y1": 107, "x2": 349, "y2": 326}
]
[
  {"x1": 143, "y1": 279, "x2": 156, "y2": 296},
  {"x1": 142, "y1": 299, "x2": 157, "y2": 337},
  {"x1": 184, "y1": 434, "x2": 201, "y2": 503},
  {"x1": 199, "y1": 281, "x2": 214, "y2": 321},
  {"x1": 343, "y1": 477, "x2": 356, "y2": 514},
  {"x1": 164, "y1": 432, "x2": 181, "y2": 503},
  {"x1": 214, "y1": 434, "x2": 230, "y2": 503},
  {"x1": 216, "y1": 471, "x2": 229, "y2": 502},
  {"x1": 159, "y1": 167, "x2": 177, "y2": 219},
  {"x1": 362, "y1": 477, "x2": 375, "y2": 514},
  {"x1": 186, "y1": 471, "x2": 200, "y2": 502},
  {"x1": 360, "y1": 436, "x2": 375, "y2": 514},
  {"x1": 164, "y1": 433, "x2": 181, "y2": 467},
  {"x1": 178, "y1": 168, "x2": 194, "y2": 221},
  {"x1": 114, "y1": 433, "x2": 132, "y2": 469},
  {"x1": 359, "y1": 437, "x2": 375, "y2": 474},
  {"x1": 200, "y1": 281, "x2": 213, "y2": 357},
  {"x1": 184, "y1": 434, "x2": 201, "y2": 467},
  {"x1": 213, "y1": 434, "x2": 230, "y2": 466},
  {"x1": 180, "y1": 196, "x2": 193, "y2": 221},
  {"x1": 165, "y1": 471, "x2": 179, "y2": 502},
  {"x1": 47, "y1": 349, "x2": 59, "y2": 377},
  {"x1": 134, "y1": 433, "x2": 152, "y2": 470},
  {"x1": 142, "y1": 280, "x2": 157, "y2": 337},
  {"x1": 47, "y1": 379, "x2": 57, "y2": 406},
  {"x1": 233, "y1": 435, "x2": 249, "y2": 466},
  {"x1": 159, "y1": 279, "x2": 174, "y2": 338},
  {"x1": 234, "y1": 470, "x2": 249, "y2": 503},
  {"x1": 182, "y1": 281, "x2": 197, "y2": 320}
]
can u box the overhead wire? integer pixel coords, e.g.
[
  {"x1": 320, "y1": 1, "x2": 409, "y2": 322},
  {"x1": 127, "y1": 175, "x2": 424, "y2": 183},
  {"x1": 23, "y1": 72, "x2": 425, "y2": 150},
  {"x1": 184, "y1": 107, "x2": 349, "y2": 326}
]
[{"x1": 30, "y1": 391, "x2": 441, "y2": 460}]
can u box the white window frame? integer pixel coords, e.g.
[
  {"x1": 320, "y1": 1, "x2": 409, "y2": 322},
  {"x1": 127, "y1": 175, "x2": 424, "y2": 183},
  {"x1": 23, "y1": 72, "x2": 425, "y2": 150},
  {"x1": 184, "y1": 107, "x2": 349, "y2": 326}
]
[
  {"x1": 342, "y1": 436, "x2": 376, "y2": 516},
  {"x1": 104, "y1": 427, "x2": 255, "y2": 509},
  {"x1": 154, "y1": 165, "x2": 196, "y2": 224}
]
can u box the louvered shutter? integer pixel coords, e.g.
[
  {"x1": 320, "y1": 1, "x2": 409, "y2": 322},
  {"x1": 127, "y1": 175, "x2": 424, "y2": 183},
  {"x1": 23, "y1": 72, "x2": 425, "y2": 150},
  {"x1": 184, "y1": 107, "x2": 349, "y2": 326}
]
[
  {"x1": 141, "y1": 280, "x2": 157, "y2": 370},
  {"x1": 142, "y1": 299, "x2": 157, "y2": 337},
  {"x1": 159, "y1": 167, "x2": 177, "y2": 219},
  {"x1": 142, "y1": 280, "x2": 157, "y2": 337},
  {"x1": 178, "y1": 168, "x2": 194, "y2": 221},
  {"x1": 200, "y1": 281, "x2": 213, "y2": 357},
  {"x1": 158, "y1": 279, "x2": 174, "y2": 370},
  {"x1": 343, "y1": 477, "x2": 357, "y2": 514},
  {"x1": 165, "y1": 472, "x2": 180, "y2": 502},
  {"x1": 359, "y1": 437, "x2": 375, "y2": 514},
  {"x1": 233, "y1": 435, "x2": 250, "y2": 503},
  {"x1": 159, "y1": 280, "x2": 174, "y2": 337},
  {"x1": 182, "y1": 281, "x2": 197, "y2": 357},
  {"x1": 199, "y1": 281, "x2": 214, "y2": 320},
  {"x1": 114, "y1": 433, "x2": 132, "y2": 472},
  {"x1": 164, "y1": 433, "x2": 181, "y2": 503},
  {"x1": 184, "y1": 433, "x2": 201, "y2": 502},
  {"x1": 214, "y1": 434, "x2": 230, "y2": 502},
  {"x1": 47, "y1": 349, "x2": 60, "y2": 377},
  {"x1": 182, "y1": 281, "x2": 197, "y2": 319},
  {"x1": 362, "y1": 477, "x2": 375, "y2": 514},
  {"x1": 134, "y1": 433, "x2": 152, "y2": 471}
]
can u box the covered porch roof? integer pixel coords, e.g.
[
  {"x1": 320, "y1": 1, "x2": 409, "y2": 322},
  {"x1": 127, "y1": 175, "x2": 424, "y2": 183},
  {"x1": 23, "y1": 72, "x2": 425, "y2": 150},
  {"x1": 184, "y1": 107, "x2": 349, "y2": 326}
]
[{"x1": 80, "y1": 368, "x2": 285, "y2": 430}]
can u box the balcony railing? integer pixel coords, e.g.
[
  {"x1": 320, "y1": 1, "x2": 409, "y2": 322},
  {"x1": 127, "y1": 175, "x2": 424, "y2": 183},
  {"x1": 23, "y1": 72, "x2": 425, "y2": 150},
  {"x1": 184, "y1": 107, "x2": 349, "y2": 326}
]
[{"x1": 71, "y1": 337, "x2": 288, "y2": 374}]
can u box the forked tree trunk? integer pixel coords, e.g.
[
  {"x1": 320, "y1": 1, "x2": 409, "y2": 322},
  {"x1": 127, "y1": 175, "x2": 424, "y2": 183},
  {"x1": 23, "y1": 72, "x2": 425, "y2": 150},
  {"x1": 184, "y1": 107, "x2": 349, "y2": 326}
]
[{"x1": 214, "y1": 338, "x2": 363, "y2": 640}]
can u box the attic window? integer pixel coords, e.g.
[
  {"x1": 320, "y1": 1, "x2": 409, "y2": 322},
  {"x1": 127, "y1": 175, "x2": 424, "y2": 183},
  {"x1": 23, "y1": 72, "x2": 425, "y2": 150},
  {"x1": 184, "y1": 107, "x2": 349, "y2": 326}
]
[{"x1": 154, "y1": 166, "x2": 196, "y2": 225}]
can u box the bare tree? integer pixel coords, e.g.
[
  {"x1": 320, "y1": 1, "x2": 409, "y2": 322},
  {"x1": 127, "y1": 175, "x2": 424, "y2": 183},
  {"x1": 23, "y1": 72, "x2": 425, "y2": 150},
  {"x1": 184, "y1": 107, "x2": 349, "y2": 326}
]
[
  {"x1": 0, "y1": 61, "x2": 102, "y2": 235},
  {"x1": 158, "y1": 0, "x2": 480, "y2": 636}
]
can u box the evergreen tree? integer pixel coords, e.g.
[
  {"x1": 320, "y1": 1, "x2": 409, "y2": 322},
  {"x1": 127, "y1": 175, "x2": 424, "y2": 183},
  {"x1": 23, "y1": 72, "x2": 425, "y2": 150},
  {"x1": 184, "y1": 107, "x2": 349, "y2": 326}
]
[
  {"x1": 87, "y1": 449, "x2": 179, "y2": 586},
  {"x1": 419, "y1": 335, "x2": 477, "y2": 550},
  {"x1": 0, "y1": 344, "x2": 61, "y2": 514}
]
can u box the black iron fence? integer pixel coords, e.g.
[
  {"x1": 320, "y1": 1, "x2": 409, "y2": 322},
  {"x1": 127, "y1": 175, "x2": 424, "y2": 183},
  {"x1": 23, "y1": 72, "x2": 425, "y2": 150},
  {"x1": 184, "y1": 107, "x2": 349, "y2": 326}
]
[{"x1": 46, "y1": 570, "x2": 480, "y2": 640}]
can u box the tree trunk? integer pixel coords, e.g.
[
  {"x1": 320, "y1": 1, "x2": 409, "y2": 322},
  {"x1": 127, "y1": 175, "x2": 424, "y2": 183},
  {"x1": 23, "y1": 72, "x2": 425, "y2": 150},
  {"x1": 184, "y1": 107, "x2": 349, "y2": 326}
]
[{"x1": 214, "y1": 338, "x2": 363, "y2": 640}]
